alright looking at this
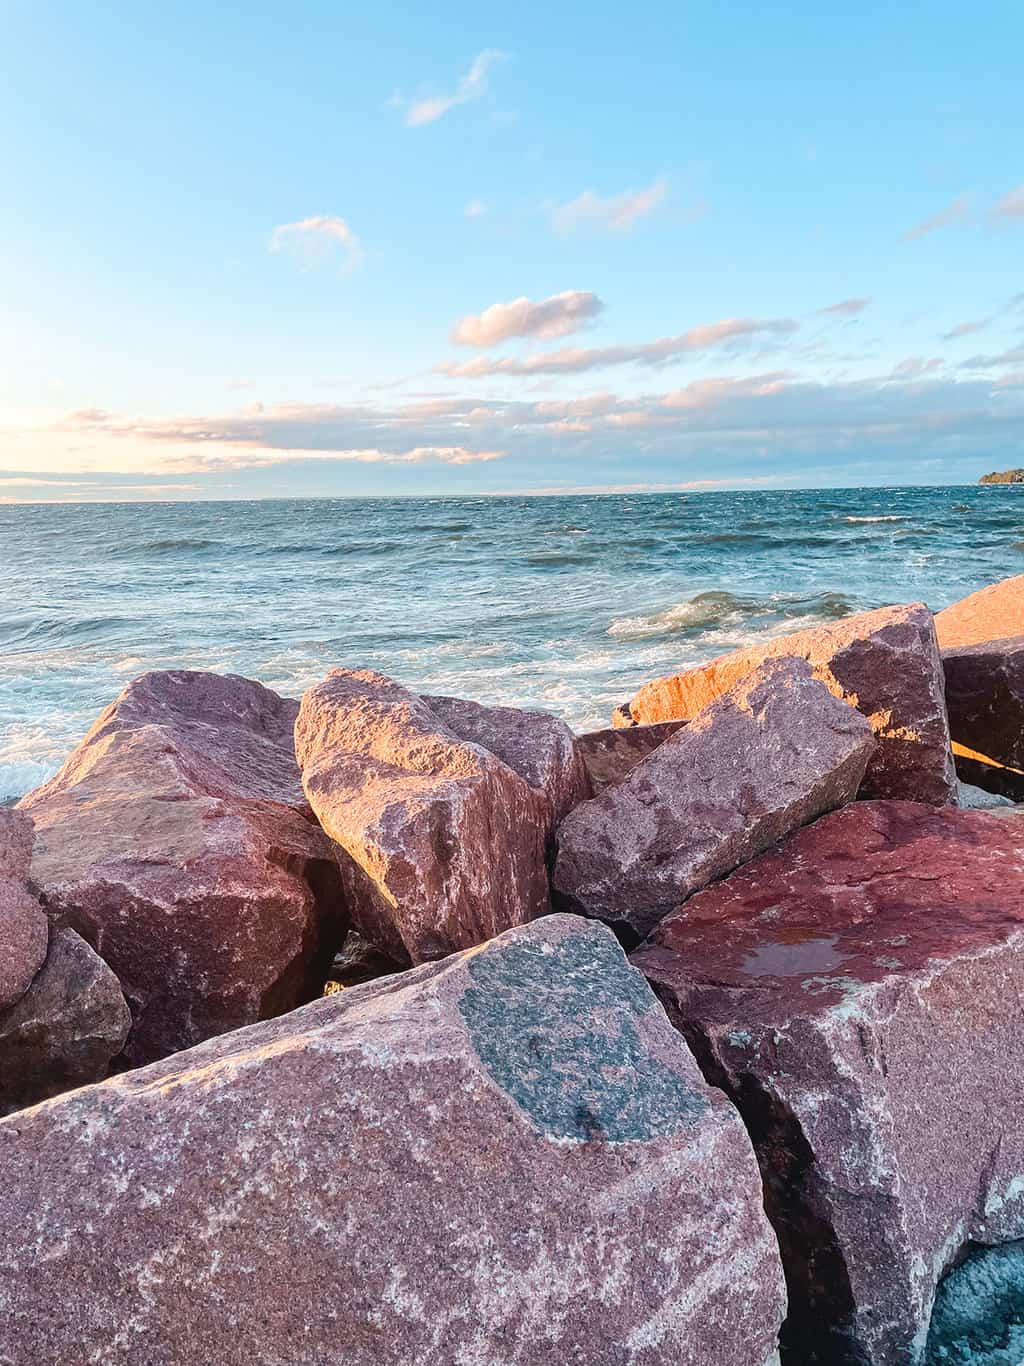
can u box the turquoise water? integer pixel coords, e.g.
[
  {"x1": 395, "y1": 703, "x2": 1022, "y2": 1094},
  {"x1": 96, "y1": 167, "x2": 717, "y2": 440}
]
[{"x1": 1, "y1": 485, "x2": 1022, "y2": 801}]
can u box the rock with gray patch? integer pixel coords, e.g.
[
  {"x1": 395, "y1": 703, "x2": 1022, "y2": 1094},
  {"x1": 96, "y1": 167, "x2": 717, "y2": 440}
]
[
  {"x1": 633, "y1": 800, "x2": 1024, "y2": 1366},
  {"x1": 0, "y1": 914, "x2": 786, "y2": 1366}
]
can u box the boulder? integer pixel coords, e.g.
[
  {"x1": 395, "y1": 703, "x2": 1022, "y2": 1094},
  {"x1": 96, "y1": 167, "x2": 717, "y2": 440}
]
[
  {"x1": 619, "y1": 602, "x2": 957, "y2": 805},
  {"x1": 943, "y1": 635, "x2": 1024, "y2": 772},
  {"x1": 0, "y1": 926, "x2": 131, "y2": 1115},
  {"x1": 957, "y1": 780, "x2": 1016, "y2": 809},
  {"x1": 296, "y1": 670, "x2": 553, "y2": 963},
  {"x1": 553, "y1": 657, "x2": 874, "y2": 943},
  {"x1": 323, "y1": 931, "x2": 405, "y2": 992},
  {"x1": 934, "y1": 574, "x2": 1024, "y2": 649},
  {"x1": 20, "y1": 670, "x2": 346, "y2": 1066},
  {"x1": 575, "y1": 720, "x2": 687, "y2": 794},
  {"x1": 633, "y1": 800, "x2": 1024, "y2": 1366},
  {"x1": 954, "y1": 747, "x2": 1024, "y2": 802},
  {"x1": 0, "y1": 914, "x2": 787, "y2": 1366},
  {"x1": 423, "y1": 693, "x2": 592, "y2": 833},
  {"x1": 0, "y1": 809, "x2": 48, "y2": 1012}
]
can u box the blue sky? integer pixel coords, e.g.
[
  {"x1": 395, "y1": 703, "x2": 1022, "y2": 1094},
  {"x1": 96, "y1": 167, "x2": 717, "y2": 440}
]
[{"x1": 1, "y1": 0, "x2": 1022, "y2": 500}]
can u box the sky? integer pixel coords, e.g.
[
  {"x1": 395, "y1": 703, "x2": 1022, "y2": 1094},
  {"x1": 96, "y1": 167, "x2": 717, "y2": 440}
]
[{"x1": 1, "y1": 0, "x2": 1023, "y2": 502}]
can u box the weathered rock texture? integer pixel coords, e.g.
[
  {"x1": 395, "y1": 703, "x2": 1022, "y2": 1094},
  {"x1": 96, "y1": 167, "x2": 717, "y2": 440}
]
[
  {"x1": 0, "y1": 808, "x2": 48, "y2": 1012},
  {"x1": 20, "y1": 670, "x2": 345, "y2": 1066},
  {"x1": 934, "y1": 574, "x2": 1024, "y2": 649},
  {"x1": 619, "y1": 602, "x2": 957, "y2": 805},
  {"x1": 575, "y1": 720, "x2": 687, "y2": 794},
  {"x1": 553, "y1": 658, "x2": 874, "y2": 943},
  {"x1": 424, "y1": 692, "x2": 592, "y2": 832},
  {"x1": 296, "y1": 670, "x2": 554, "y2": 962},
  {"x1": 0, "y1": 914, "x2": 787, "y2": 1366},
  {"x1": 0, "y1": 926, "x2": 130, "y2": 1115},
  {"x1": 943, "y1": 635, "x2": 1024, "y2": 771},
  {"x1": 633, "y1": 800, "x2": 1024, "y2": 1366}
]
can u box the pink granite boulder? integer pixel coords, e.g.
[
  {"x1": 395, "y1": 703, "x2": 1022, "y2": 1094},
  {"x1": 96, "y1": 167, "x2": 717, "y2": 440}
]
[
  {"x1": 942, "y1": 635, "x2": 1024, "y2": 772},
  {"x1": 620, "y1": 602, "x2": 957, "y2": 805},
  {"x1": 296, "y1": 670, "x2": 553, "y2": 963},
  {"x1": 934, "y1": 573, "x2": 1024, "y2": 649},
  {"x1": 575, "y1": 719, "x2": 687, "y2": 794},
  {"x1": 0, "y1": 914, "x2": 786, "y2": 1366},
  {"x1": 553, "y1": 657, "x2": 875, "y2": 942},
  {"x1": 633, "y1": 801, "x2": 1024, "y2": 1366},
  {"x1": 0, "y1": 808, "x2": 48, "y2": 1012},
  {"x1": 20, "y1": 670, "x2": 346, "y2": 1066}
]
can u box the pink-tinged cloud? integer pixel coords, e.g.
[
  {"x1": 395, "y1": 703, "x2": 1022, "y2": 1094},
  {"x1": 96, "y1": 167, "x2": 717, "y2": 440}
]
[
  {"x1": 903, "y1": 194, "x2": 972, "y2": 241},
  {"x1": 552, "y1": 177, "x2": 667, "y2": 233},
  {"x1": 451, "y1": 291, "x2": 604, "y2": 346},
  {"x1": 270, "y1": 216, "x2": 363, "y2": 272},
  {"x1": 405, "y1": 50, "x2": 507, "y2": 127},
  {"x1": 992, "y1": 185, "x2": 1024, "y2": 220},
  {"x1": 816, "y1": 298, "x2": 872, "y2": 317},
  {"x1": 437, "y1": 316, "x2": 799, "y2": 377},
  {"x1": 891, "y1": 357, "x2": 944, "y2": 377},
  {"x1": 942, "y1": 320, "x2": 987, "y2": 340}
]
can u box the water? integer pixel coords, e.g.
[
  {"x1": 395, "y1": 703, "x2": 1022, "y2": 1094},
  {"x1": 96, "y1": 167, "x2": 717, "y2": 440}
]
[{"x1": 1, "y1": 484, "x2": 1021, "y2": 802}]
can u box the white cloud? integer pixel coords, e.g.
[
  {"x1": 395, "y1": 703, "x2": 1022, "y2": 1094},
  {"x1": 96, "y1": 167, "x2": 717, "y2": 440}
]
[
  {"x1": 464, "y1": 199, "x2": 486, "y2": 218},
  {"x1": 270, "y1": 216, "x2": 363, "y2": 272},
  {"x1": 552, "y1": 177, "x2": 667, "y2": 233},
  {"x1": 992, "y1": 185, "x2": 1024, "y2": 220},
  {"x1": 405, "y1": 50, "x2": 507, "y2": 127},
  {"x1": 890, "y1": 357, "x2": 944, "y2": 377},
  {"x1": 451, "y1": 291, "x2": 604, "y2": 346},
  {"x1": 817, "y1": 298, "x2": 871, "y2": 317},
  {"x1": 903, "y1": 194, "x2": 972, "y2": 241},
  {"x1": 438, "y1": 316, "x2": 799, "y2": 377}
]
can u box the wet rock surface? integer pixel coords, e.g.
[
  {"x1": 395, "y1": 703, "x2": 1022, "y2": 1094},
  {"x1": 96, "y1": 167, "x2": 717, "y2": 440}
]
[
  {"x1": 633, "y1": 800, "x2": 1024, "y2": 1366},
  {"x1": 943, "y1": 636, "x2": 1024, "y2": 772},
  {"x1": 574, "y1": 719, "x2": 687, "y2": 794},
  {"x1": 621, "y1": 602, "x2": 957, "y2": 804},
  {"x1": 554, "y1": 657, "x2": 874, "y2": 942},
  {"x1": 20, "y1": 670, "x2": 345, "y2": 1066},
  {"x1": 935, "y1": 574, "x2": 1024, "y2": 650},
  {"x1": 296, "y1": 670, "x2": 553, "y2": 962},
  {"x1": 0, "y1": 914, "x2": 786, "y2": 1366}
]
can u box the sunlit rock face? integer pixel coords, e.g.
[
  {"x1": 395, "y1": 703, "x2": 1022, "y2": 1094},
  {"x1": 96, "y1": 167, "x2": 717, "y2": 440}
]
[
  {"x1": 20, "y1": 670, "x2": 346, "y2": 1066},
  {"x1": 925, "y1": 1241, "x2": 1024, "y2": 1366},
  {"x1": 296, "y1": 669, "x2": 555, "y2": 962},
  {"x1": 943, "y1": 637, "x2": 1024, "y2": 772},
  {"x1": 0, "y1": 915, "x2": 787, "y2": 1366},
  {"x1": 633, "y1": 801, "x2": 1024, "y2": 1366},
  {"x1": 620, "y1": 602, "x2": 957, "y2": 805},
  {"x1": 553, "y1": 657, "x2": 875, "y2": 942},
  {"x1": 935, "y1": 575, "x2": 1024, "y2": 650}
]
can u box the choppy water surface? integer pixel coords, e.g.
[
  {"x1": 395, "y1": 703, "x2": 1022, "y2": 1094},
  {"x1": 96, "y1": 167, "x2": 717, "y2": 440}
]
[{"x1": 1, "y1": 485, "x2": 1022, "y2": 800}]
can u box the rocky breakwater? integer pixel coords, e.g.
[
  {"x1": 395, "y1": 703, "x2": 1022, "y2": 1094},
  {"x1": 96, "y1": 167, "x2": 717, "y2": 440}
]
[
  {"x1": 0, "y1": 915, "x2": 786, "y2": 1366},
  {"x1": 633, "y1": 801, "x2": 1024, "y2": 1366},
  {"x1": 19, "y1": 670, "x2": 347, "y2": 1065},
  {"x1": 0, "y1": 807, "x2": 129, "y2": 1113}
]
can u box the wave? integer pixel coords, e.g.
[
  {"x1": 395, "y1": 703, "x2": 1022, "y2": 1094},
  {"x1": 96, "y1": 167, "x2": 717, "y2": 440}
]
[
  {"x1": 843, "y1": 515, "x2": 909, "y2": 524},
  {"x1": 607, "y1": 589, "x2": 853, "y2": 641}
]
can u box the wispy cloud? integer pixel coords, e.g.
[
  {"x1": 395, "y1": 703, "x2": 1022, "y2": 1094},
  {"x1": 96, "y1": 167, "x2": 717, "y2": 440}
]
[
  {"x1": 451, "y1": 291, "x2": 604, "y2": 347},
  {"x1": 942, "y1": 320, "x2": 987, "y2": 340},
  {"x1": 404, "y1": 50, "x2": 507, "y2": 127},
  {"x1": 992, "y1": 184, "x2": 1024, "y2": 220},
  {"x1": 270, "y1": 216, "x2": 363, "y2": 272},
  {"x1": 551, "y1": 177, "x2": 668, "y2": 233},
  {"x1": 437, "y1": 316, "x2": 799, "y2": 377},
  {"x1": 903, "y1": 193, "x2": 972, "y2": 241},
  {"x1": 890, "y1": 357, "x2": 944, "y2": 377},
  {"x1": 817, "y1": 298, "x2": 872, "y2": 317},
  {"x1": 464, "y1": 199, "x2": 486, "y2": 219}
]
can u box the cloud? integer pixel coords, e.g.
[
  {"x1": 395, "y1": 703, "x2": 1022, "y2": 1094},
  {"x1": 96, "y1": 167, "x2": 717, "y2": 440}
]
[
  {"x1": 270, "y1": 216, "x2": 363, "y2": 272},
  {"x1": 903, "y1": 193, "x2": 972, "y2": 241},
  {"x1": 890, "y1": 357, "x2": 944, "y2": 377},
  {"x1": 551, "y1": 177, "x2": 667, "y2": 233},
  {"x1": 959, "y1": 346, "x2": 1024, "y2": 370},
  {"x1": 817, "y1": 298, "x2": 871, "y2": 317},
  {"x1": 451, "y1": 291, "x2": 604, "y2": 347},
  {"x1": 464, "y1": 199, "x2": 486, "y2": 219},
  {"x1": 992, "y1": 185, "x2": 1024, "y2": 220},
  {"x1": 405, "y1": 50, "x2": 507, "y2": 127},
  {"x1": 437, "y1": 316, "x2": 800, "y2": 377},
  {"x1": 942, "y1": 320, "x2": 987, "y2": 340}
]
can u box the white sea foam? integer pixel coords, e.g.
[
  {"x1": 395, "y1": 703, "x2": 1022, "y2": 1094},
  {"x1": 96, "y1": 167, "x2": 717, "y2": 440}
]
[{"x1": 843, "y1": 515, "x2": 909, "y2": 523}]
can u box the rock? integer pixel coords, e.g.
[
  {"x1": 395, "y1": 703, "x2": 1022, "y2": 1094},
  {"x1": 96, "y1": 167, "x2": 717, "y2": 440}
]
[
  {"x1": 0, "y1": 809, "x2": 48, "y2": 1012},
  {"x1": 20, "y1": 670, "x2": 346, "y2": 1066},
  {"x1": 943, "y1": 635, "x2": 1024, "y2": 772},
  {"x1": 935, "y1": 574, "x2": 1024, "y2": 648},
  {"x1": 296, "y1": 670, "x2": 552, "y2": 963},
  {"x1": 957, "y1": 780, "x2": 1016, "y2": 809},
  {"x1": 633, "y1": 800, "x2": 1024, "y2": 1366},
  {"x1": 954, "y1": 748, "x2": 1024, "y2": 802},
  {"x1": 424, "y1": 693, "x2": 592, "y2": 832},
  {"x1": 323, "y1": 931, "x2": 405, "y2": 992},
  {"x1": 924, "y1": 1241, "x2": 1024, "y2": 1365},
  {"x1": 575, "y1": 720, "x2": 687, "y2": 794},
  {"x1": 0, "y1": 914, "x2": 787, "y2": 1366},
  {"x1": 621, "y1": 602, "x2": 957, "y2": 805},
  {"x1": 553, "y1": 657, "x2": 875, "y2": 943},
  {"x1": 0, "y1": 927, "x2": 130, "y2": 1115}
]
